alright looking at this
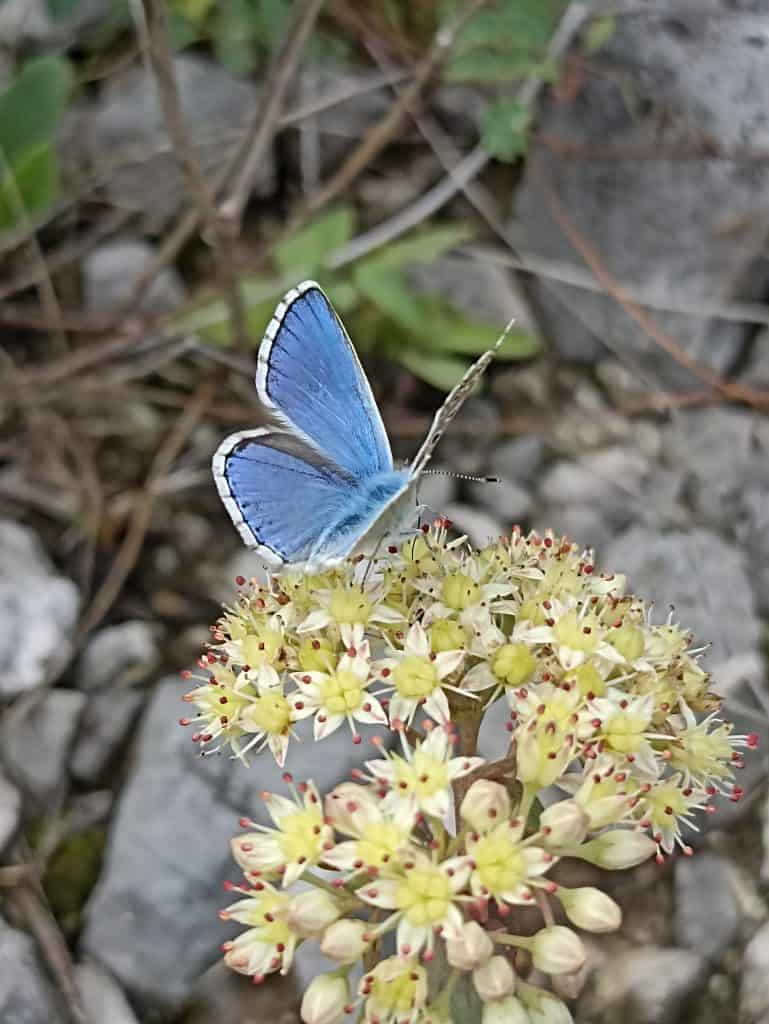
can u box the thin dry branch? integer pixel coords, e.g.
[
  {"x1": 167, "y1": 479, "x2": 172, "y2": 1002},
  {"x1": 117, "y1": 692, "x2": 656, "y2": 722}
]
[
  {"x1": 76, "y1": 381, "x2": 212, "y2": 639},
  {"x1": 138, "y1": 0, "x2": 249, "y2": 348},
  {"x1": 123, "y1": 0, "x2": 322, "y2": 314},
  {"x1": 329, "y1": 1, "x2": 591, "y2": 269},
  {"x1": 295, "y1": 0, "x2": 489, "y2": 224},
  {"x1": 219, "y1": 0, "x2": 326, "y2": 229}
]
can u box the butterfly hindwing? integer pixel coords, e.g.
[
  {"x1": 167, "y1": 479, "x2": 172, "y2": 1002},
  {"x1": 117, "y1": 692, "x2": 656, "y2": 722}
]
[
  {"x1": 213, "y1": 429, "x2": 355, "y2": 565},
  {"x1": 257, "y1": 281, "x2": 393, "y2": 479}
]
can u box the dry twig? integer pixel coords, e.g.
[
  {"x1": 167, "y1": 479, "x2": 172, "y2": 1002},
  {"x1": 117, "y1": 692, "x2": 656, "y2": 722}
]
[
  {"x1": 76, "y1": 381, "x2": 212, "y2": 638},
  {"x1": 138, "y1": 0, "x2": 250, "y2": 348}
]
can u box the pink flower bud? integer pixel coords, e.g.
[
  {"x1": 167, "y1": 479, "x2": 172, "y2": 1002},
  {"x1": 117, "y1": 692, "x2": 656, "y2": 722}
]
[
  {"x1": 579, "y1": 829, "x2": 657, "y2": 870},
  {"x1": 473, "y1": 955, "x2": 515, "y2": 1002},
  {"x1": 300, "y1": 974, "x2": 349, "y2": 1024},
  {"x1": 482, "y1": 996, "x2": 528, "y2": 1024},
  {"x1": 530, "y1": 926, "x2": 586, "y2": 975},
  {"x1": 460, "y1": 780, "x2": 511, "y2": 832},
  {"x1": 540, "y1": 800, "x2": 589, "y2": 849},
  {"x1": 320, "y1": 919, "x2": 369, "y2": 962},
  {"x1": 558, "y1": 887, "x2": 622, "y2": 933},
  {"x1": 286, "y1": 890, "x2": 340, "y2": 938},
  {"x1": 446, "y1": 921, "x2": 494, "y2": 971}
]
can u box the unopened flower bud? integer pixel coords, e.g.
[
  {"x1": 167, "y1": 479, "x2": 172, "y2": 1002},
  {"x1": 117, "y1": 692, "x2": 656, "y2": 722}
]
[
  {"x1": 517, "y1": 980, "x2": 574, "y2": 1024},
  {"x1": 300, "y1": 974, "x2": 348, "y2": 1024},
  {"x1": 611, "y1": 621, "x2": 645, "y2": 662},
  {"x1": 324, "y1": 782, "x2": 379, "y2": 834},
  {"x1": 558, "y1": 887, "x2": 621, "y2": 933},
  {"x1": 578, "y1": 829, "x2": 657, "y2": 870},
  {"x1": 482, "y1": 995, "x2": 528, "y2": 1024},
  {"x1": 320, "y1": 919, "x2": 369, "y2": 962},
  {"x1": 473, "y1": 955, "x2": 515, "y2": 1002},
  {"x1": 540, "y1": 800, "x2": 589, "y2": 849},
  {"x1": 286, "y1": 890, "x2": 340, "y2": 938},
  {"x1": 460, "y1": 780, "x2": 511, "y2": 832},
  {"x1": 446, "y1": 921, "x2": 494, "y2": 971},
  {"x1": 298, "y1": 636, "x2": 336, "y2": 672},
  {"x1": 492, "y1": 643, "x2": 537, "y2": 687},
  {"x1": 530, "y1": 926, "x2": 586, "y2": 975}
]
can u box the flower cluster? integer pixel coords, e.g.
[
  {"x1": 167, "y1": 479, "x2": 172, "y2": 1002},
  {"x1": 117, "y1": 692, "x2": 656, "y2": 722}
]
[{"x1": 183, "y1": 523, "x2": 756, "y2": 1023}]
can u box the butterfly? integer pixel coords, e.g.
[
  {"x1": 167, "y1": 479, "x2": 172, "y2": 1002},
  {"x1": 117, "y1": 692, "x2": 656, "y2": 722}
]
[{"x1": 212, "y1": 280, "x2": 508, "y2": 568}]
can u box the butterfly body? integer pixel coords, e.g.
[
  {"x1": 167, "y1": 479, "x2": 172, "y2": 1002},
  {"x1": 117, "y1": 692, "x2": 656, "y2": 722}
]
[{"x1": 213, "y1": 280, "x2": 505, "y2": 568}]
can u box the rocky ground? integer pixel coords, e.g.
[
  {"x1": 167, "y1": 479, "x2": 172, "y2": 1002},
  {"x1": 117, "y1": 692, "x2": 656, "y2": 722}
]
[{"x1": 2, "y1": 1, "x2": 769, "y2": 1022}]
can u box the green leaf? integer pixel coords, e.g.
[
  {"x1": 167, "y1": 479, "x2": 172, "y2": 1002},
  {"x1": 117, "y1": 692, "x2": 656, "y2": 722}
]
[
  {"x1": 481, "y1": 97, "x2": 531, "y2": 161},
  {"x1": 274, "y1": 206, "x2": 356, "y2": 279},
  {"x1": 429, "y1": 311, "x2": 540, "y2": 360},
  {"x1": 352, "y1": 265, "x2": 425, "y2": 335},
  {"x1": 0, "y1": 56, "x2": 73, "y2": 166},
  {"x1": 46, "y1": 0, "x2": 80, "y2": 20},
  {"x1": 395, "y1": 346, "x2": 470, "y2": 391},
  {"x1": 357, "y1": 224, "x2": 472, "y2": 272},
  {"x1": 584, "y1": 14, "x2": 617, "y2": 55},
  {"x1": 213, "y1": 0, "x2": 258, "y2": 75},
  {"x1": 0, "y1": 144, "x2": 59, "y2": 232},
  {"x1": 447, "y1": 51, "x2": 556, "y2": 83}
]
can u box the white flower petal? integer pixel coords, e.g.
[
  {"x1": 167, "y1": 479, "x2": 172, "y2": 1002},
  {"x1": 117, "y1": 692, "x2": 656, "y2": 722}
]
[
  {"x1": 297, "y1": 609, "x2": 332, "y2": 634},
  {"x1": 356, "y1": 878, "x2": 399, "y2": 910},
  {"x1": 314, "y1": 713, "x2": 345, "y2": 741},
  {"x1": 434, "y1": 649, "x2": 464, "y2": 679},
  {"x1": 424, "y1": 688, "x2": 450, "y2": 723}
]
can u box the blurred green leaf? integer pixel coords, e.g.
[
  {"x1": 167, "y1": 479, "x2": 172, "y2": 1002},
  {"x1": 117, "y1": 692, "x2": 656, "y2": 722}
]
[
  {"x1": 214, "y1": 0, "x2": 258, "y2": 75},
  {"x1": 584, "y1": 14, "x2": 617, "y2": 55},
  {"x1": 46, "y1": 0, "x2": 80, "y2": 20},
  {"x1": 481, "y1": 97, "x2": 530, "y2": 161},
  {"x1": 447, "y1": 52, "x2": 556, "y2": 83},
  {"x1": 357, "y1": 224, "x2": 472, "y2": 272},
  {"x1": 396, "y1": 347, "x2": 470, "y2": 391},
  {"x1": 253, "y1": 0, "x2": 292, "y2": 49},
  {"x1": 352, "y1": 265, "x2": 424, "y2": 335},
  {"x1": 0, "y1": 144, "x2": 59, "y2": 232},
  {"x1": 274, "y1": 206, "x2": 356, "y2": 279},
  {"x1": 0, "y1": 55, "x2": 73, "y2": 166},
  {"x1": 418, "y1": 303, "x2": 540, "y2": 360}
]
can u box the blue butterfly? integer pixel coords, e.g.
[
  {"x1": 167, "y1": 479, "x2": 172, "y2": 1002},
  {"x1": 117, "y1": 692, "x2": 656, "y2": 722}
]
[{"x1": 212, "y1": 280, "x2": 505, "y2": 568}]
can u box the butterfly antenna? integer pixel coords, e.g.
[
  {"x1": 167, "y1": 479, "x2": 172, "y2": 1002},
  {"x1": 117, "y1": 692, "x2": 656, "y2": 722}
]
[{"x1": 421, "y1": 469, "x2": 500, "y2": 484}]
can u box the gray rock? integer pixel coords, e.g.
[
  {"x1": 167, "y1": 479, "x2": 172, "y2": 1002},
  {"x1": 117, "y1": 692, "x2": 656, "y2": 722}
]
[
  {"x1": 408, "y1": 256, "x2": 536, "y2": 331},
  {"x1": 291, "y1": 67, "x2": 391, "y2": 177},
  {"x1": 674, "y1": 853, "x2": 739, "y2": 958},
  {"x1": 81, "y1": 676, "x2": 382, "y2": 1009},
  {"x1": 442, "y1": 503, "x2": 504, "y2": 548},
  {"x1": 77, "y1": 621, "x2": 161, "y2": 692},
  {"x1": 662, "y1": 408, "x2": 761, "y2": 529},
  {"x1": 0, "y1": 771, "x2": 21, "y2": 854},
  {"x1": 0, "y1": 0, "x2": 110, "y2": 49},
  {"x1": 416, "y1": 469, "x2": 457, "y2": 515},
  {"x1": 0, "y1": 917, "x2": 67, "y2": 1023},
  {"x1": 0, "y1": 520, "x2": 80, "y2": 697},
  {"x1": 75, "y1": 962, "x2": 139, "y2": 1024},
  {"x1": 738, "y1": 327, "x2": 769, "y2": 389},
  {"x1": 82, "y1": 56, "x2": 274, "y2": 227},
  {"x1": 466, "y1": 478, "x2": 531, "y2": 524},
  {"x1": 490, "y1": 435, "x2": 544, "y2": 487},
  {"x1": 2, "y1": 690, "x2": 85, "y2": 804},
  {"x1": 740, "y1": 921, "x2": 769, "y2": 1023},
  {"x1": 80, "y1": 679, "x2": 239, "y2": 1009},
  {"x1": 515, "y1": 5, "x2": 769, "y2": 384},
  {"x1": 538, "y1": 446, "x2": 650, "y2": 531},
  {"x1": 737, "y1": 485, "x2": 769, "y2": 614},
  {"x1": 70, "y1": 690, "x2": 144, "y2": 786},
  {"x1": 605, "y1": 528, "x2": 760, "y2": 662},
  {"x1": 586, "y1": 947, "x2": 708, "y2": 1024},
  {"x1": 83, "y1": 241, "x2": 186, "y2": 315},
  {"x1": 438, "y1": 397, "x2": 500, "y2": 475},
  {"x1": 535, "y1": 502, "x2": 614, "y2": 556}
]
